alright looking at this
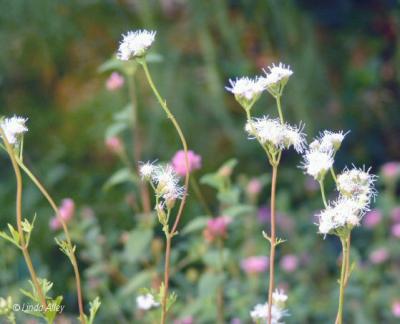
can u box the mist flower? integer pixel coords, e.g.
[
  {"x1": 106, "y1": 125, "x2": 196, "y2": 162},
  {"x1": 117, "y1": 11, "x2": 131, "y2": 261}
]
[
  {"x1": 363, "y1": 209, "x2": 382, "y2": 229},
  {"x1": 171, "y1": 150, "x2": 202, "y2": 176},
  {"x1": 245, "y1": 116, "x2": 306, "y2": 153},
  {"x1": 136, "y1": 293, "x2": 159, "y2": 310},
  {"x1": 117, "y1": 30, "x2": 156, "y2": 60},
  {"x1": 280, "y1": 255, "x2": 299, "y2": 273},
  {"x1": 301, "y1": 149, "x2": 334, "y2": 181},
  {"x1": 0, "y1": 116, "x2": 28, "y2": 146},
  {"x1": 250, "y1": 291, "x2": 289, "y2": 324},
  {"x1": 272, "y1": 289, "x2": 288, "y2": 305},
  {"x1": 226, "y1": 77, "x2": 265, "y2": 109},
  {"x1": 106, "y1": 72, "x2": 124, "y2": 91},
  {"x1": 261, "y1": 62, "x2": 293, "y2": 97},
  {"x1": 369, "y1": 248, "x2": 389, "y2": 264},
  {"x1": 317, "y1": 130, "x2": 347, "y2": 152},
  {"x1": 381, "y1": 162, "x2": 400, "y2": 179},
  {"x1": 241, "y1": 256, "x2": 269, "y2": 274},
  {"x1": 139, "y1": 161, "x2": 156, "y2": 180}
]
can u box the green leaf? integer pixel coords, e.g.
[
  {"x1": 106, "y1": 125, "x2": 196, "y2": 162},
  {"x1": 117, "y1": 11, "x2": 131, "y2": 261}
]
[
  {"x1": 105, "y1": 122, "x2": 128, "y2": 139},
  {"x1": 119, "y1": 271, "x2": 153, "y2": 297},
  {"x1": 123, "y1": 229, "x2": 153, "y2": 264},
  {"x1": 181, "y1": 217, "x2": 209, "y2": 235},
  {"x1": 103, "y1": 168, "x2": 137, "y2": 191},
  {"x1": 198, "y1": 272, "x2": 224, "y2": 298}
]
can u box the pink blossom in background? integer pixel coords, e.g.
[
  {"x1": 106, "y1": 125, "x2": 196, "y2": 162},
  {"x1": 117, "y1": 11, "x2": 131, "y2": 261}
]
[
  {"x1": 174, "y1": 317, "x2": 193, "y2": 324},
  {"x1": 230, "y1": 319, "x2": 242, "y2": 324},
  {"x1": 392, "y1": 300, "x2": 400, "y2": 318},
  {"x1": 391, "y1": 207, "x2": 400, "y2": 223},
  {"x1": 106, "y1": 72, "x2": 124, "y2": 91},
  {"x1": 49, "y1": 198, "x2": 75, "y2": 231},
  {"x1": 369, "y1": 248, "x2": 389, "y2": 264},
  {"x1": 280, "y1": 254, "x2": 299, "y2": 273},
  {"x1": 203, "y1": 216, "x2": 231, "y2": 242},
  {"x1": 171, "y1": 150, "x2": 202, "y2": 176},
  {"x1": 241, "y1": 256, "x2": 269, "y2": 274},
  {"x1": 105, "y1": 136, "x2": 123, "y2": 154},
  {"x1": 363, "y1": 209, "x2": 383, "y2": 229},
  {"x1": 246, "y1": 178, "x2": 262, "y2": 196},
  {"x1": 257, "y1": 206, "x2": 270, "y2": 223},
  {"x1": 381, "y1": 161, "x2": 400, "y2": 178},
  {"x1": 391, "y1": 223, "x2": 400, "y2": 238}
]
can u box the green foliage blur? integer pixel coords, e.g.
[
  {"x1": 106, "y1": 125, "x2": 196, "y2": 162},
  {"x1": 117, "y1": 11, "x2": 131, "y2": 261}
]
[{"x1": 0, "y1": 1, "x2": 399, "y2": 323}]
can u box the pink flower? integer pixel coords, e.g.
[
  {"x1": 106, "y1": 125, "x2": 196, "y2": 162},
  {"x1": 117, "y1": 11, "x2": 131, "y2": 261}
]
[
  {"x1": 369, "y1": 248, "x2": 389, "y2": 264},
  {"x1": 171, "y1": 150, "x2": 201, "y2": 176},
  {"x1": 106, "y1": 72, "x2": 124, "y2": 91},
  {"x1": 391, "y1": 223, "x2": 400, "y2": 238},
  {"x1": 363, "y1": 209, "x2": 383, "y2": 229},
  {"x1": 246, "y1": 178, "x2": 262, "y2": 196},
  {"x1": 174, "y1": 317, "x2": 193, "y2": 324},
  {"x1": 49, "y1": 198, "x2": 75, "y2": 231},
  {"x1": 391, "y1": 207, "x2": 400, "y2": 223},
  {"x1": 280, "y1": 254, "x2": 299, "y2": 273},
  {"x1": 203, "y1": 216, "x2": 231, "y2": 242},
  {"x1": 105, "y1": 136, "x2": 123, "y2": 154},
  {"x1": 241, "y1": 256, "x2": 269, "y2": 274},
  {"x1": 381, "y1": 162, "x2": 400, "y2": 178},
  {"x1": 392, "y1": 300, "x2": 400, "y2": 318}
]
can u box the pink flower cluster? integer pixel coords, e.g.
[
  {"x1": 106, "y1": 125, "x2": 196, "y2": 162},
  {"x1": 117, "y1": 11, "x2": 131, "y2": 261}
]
[
  {"x1": 49, "y1": 198, "x2": 75, "y2": 230},
  {"x1": 171, "y1": 150, "x2": 202, "y2": 176},
  {"x1": 203, "y1": 216, "x2": 231, "y2": 242},
  {"x1": 240, "y1": 256, "x2": 269, "y2": 275}
]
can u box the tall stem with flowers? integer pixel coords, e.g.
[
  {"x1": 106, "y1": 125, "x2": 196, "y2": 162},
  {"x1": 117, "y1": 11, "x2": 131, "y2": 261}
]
[
  {"x1": 227, "y1": 63, "x2": 304, "y2": 323},
  {"x1": 301, "y1": 131, "x2": 377, "y2": 323},
  {"x1": 116, "y1": 30, "x2": 190, "y2": 324}
]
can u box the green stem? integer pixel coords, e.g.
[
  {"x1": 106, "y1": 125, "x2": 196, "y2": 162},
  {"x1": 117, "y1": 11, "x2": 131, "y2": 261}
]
[
  {"x1": 141, "y1": 60, "x2": 190, "y2": 324},
  {"x1": 337, "y1": 236, "x2": 348, "y2": 324},
  {"x1": 275, "y1": 95, "x2": 284, "y2": 123},
  {"x1": 330, "y1": 167, "x2": 337, "y2": 183},
  {"x1": 216, "y1": 238, "x2": 225, "y2": 324},
  {"x1": 319, "y1": 180, "x2": 328, "y2": 208},
  {"x1": 0, "y1": 129, "x2": 47, "y2": 308},
  {"x1": 14, "y1": 157, "x2": 86, "y2": 324}
]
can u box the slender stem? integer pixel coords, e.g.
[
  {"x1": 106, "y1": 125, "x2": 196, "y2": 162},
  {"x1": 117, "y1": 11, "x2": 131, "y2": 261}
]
[
  {"x1": 344, "y1": 233, "x2": 351, "y2": 286},
  {"x1": 275, "y1": 95, "x2": 284, "y2": 123},
  {"x1": 337, "y1": 237, "x2": 348, "y2": 324},
  {"x1": 15, "y1": 157, "x2": 86, "y2": 323},
  {"x1": 330, "y1": 167, "x2": 337, "y2": 183},
  {"x1": 0, "y1": 129, "x2": 47, "y2": 308},
  {"x1": 319, "y1": 180, "x2": 328, "y2": 208},
  {"x1": 128, "y1": 72, "x2": 151, "y2": 214},
  {"x1": 141, "y1": 60, "x2": 190, "y2": 324},
  {"x1": 161, "y1": 233, "x2": 172, "y2": 324},
  {"x1": 190, "y1": 176, "x2": 212, "y2": 216},
  {"x1": 267, "y1": 165, "x2": 278, "y2": 324},
  {"x1": 216, "y1": 238, "x2": 225, "y2": 324}
]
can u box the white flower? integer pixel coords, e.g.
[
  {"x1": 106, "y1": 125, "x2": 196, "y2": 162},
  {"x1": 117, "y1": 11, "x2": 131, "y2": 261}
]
[
  {"x1": 301, "y1": 150, "x2": 334, "y2": 181},
  {"x1": 318, "y1": 130, "x2": 347, "y2": 152},
  {"x1": 117, "y1": 30, "x2": 156, "y2": 60},
  {"x1": 250, "y1": 303, "x2": 288, "y2": 323},
  {"x1": 261, "y1": 63, "x2": 293, "y2": 96},
  {"x1": 136, "y1": 293, "x2": 159, "y2": 310},
  {"x1": 337, "y1": 167, "x2": 377, "y2": 205},
  {"x1": 272, "y1": 289, "x2": 288, "y2": 305},
  {"x1": 245, "y1": 116, "x2": 306, "y2": 153},
  {"x1": 0, "y1": 116, "x2": 28, "y2": 146},
  {"x1": 226, "y1": 77, "x2": 265, "y2": 107},
  {"x1": 152, "y1": 164, "x2": 185, "y2": 201},
  {"x1": 139, "y1": 161, "x2": 156, "y2": 180},
  {"x1": 316, "y1": 197, "x2": 368, "y2": 236}
]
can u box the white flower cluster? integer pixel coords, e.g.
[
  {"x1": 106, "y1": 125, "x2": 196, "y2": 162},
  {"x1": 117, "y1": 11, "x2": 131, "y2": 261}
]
[
  {"x1": 250, "y1": 289, "x2": 289, "y2": 323},
  {"x1": 245, "y1": 116, "x2": 306, "y2": 153},
  {"x1": 117, "y1": 30, "x2": 156, "y2": 61},
  {"x1": 301, "y1": 130, "x2": 346, "y2": 181},
  {"x1": 136, "y1": 293, "x2": 159, "y2": 310},
  {"x1": 139, "y1": 161, "x2": 185, "y2": 205},
  {"x1": 226, "y1": 62, "x2": 293, "y2": 108},
  {"x1": 337, "y1": 167, "x2": 376, "y2": 204},
  {"x1": 0, "y1": 116, "x2": 28, "y2": 146}
]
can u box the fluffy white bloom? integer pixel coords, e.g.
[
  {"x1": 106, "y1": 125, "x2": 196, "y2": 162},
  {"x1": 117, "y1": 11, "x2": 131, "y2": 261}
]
[
  {"x1": 250, "y1": 303, "x2": 288, "y2": 323},
  {"x1": 117, "y1": 30, "x2": 156, "y2": 60},
  {"x1": 301, "y1": 150, "x2": 334, "y2": 180},
  {"x1": 317, "y1": 197, "x2": 368, "y2": 235},
  {"x1": 0, "y1": 116, "x2": 28, "y2": 145},
  {"x1": 245, "y1": 116, "x2": 306, "y2": 153},
  {"x1": 310, "y1": 130, "x2": 347, "y2": 153},
  {"x1": 139, "y1": 161, "x2": 156, "y2": 180},
  {"x1": 260, "y1": 63, "x2": 293, "y2": 97},
  {"x1": 136, "y1": 293, "x2": 159, "y2": 310},
  {"x1": 150, "y1": 164, "x2": 185, "y2": 201},
  {"x1": 272, "y1": 289, "x2": 288, "y2": 304},
  {"x1": 337, "y1": 167, "x2": 377, "y2": 205},
  {"x1": 226, "y1": 77, "x2": 265, "y2": 105}
]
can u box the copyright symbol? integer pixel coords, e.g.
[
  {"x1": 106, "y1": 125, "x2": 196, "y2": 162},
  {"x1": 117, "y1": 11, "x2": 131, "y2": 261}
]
[{"x1": 13, "y1": 304, "x2": 20, "y2": 311}]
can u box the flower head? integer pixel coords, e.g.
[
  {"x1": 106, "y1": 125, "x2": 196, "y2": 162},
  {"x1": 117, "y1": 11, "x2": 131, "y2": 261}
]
[
  {"x1": 226, "y1": 77, "x2": 265, "y2": 109},
  {"x1": 245, "y1": 116, "x2": 306, "y2": 153},
  {"x1": 171, "y1": 150, "x2": 202, "y2": 176},
  {"x1": 0, "y1": 116, "x2": 28, "y2": 146},
  {"x1": 49, "y1": 198, "x2": 75, "y2": 231},
  {"x1": 301, "y1": 149, "x2": 334, "y2": 181},
  {"x1": 250, "y1": 293, "x2": 289, "y2": 324},
  {"x1": 136, "y1": 293, "x2": 159, "y2": 310},
  {"x1": 117, "y1": 30, "x2": 156, "y2": 60},
  {"x1": 241, "y1": 256, "x2": 269, "y2": 275},
  {"x1": 272, "y1": 289, "x2": 288, "y2": 305},
  {"x1": 317, "y1": 130, "x2": 347, "y2": 152},
  {"x1": 261, "y1": 62, "x2": 293, "y2": 97},
  {"x1": 139, "y1": 161, "x2": 156, "y2": 180},
  {"x1": 106, "y1": 72, "x2": 124, "y2": 91},
  {"x1": 203, "y1": 216, "x2": 231, "y2": 242}
]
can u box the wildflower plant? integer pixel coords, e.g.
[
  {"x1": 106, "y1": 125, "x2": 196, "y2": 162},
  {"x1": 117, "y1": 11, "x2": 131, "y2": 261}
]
[
  {"x1": 302, "y1": 131, "x2": 377, "y2": 323},
  {"x1": 227, "y1": 62, "x2": 302, "y2": 323}
]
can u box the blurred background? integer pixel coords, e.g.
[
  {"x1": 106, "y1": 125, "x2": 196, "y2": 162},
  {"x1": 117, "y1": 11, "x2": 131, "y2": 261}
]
[{"x1": 0, "y1": 0, "x2": 399, "y2": 323}]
